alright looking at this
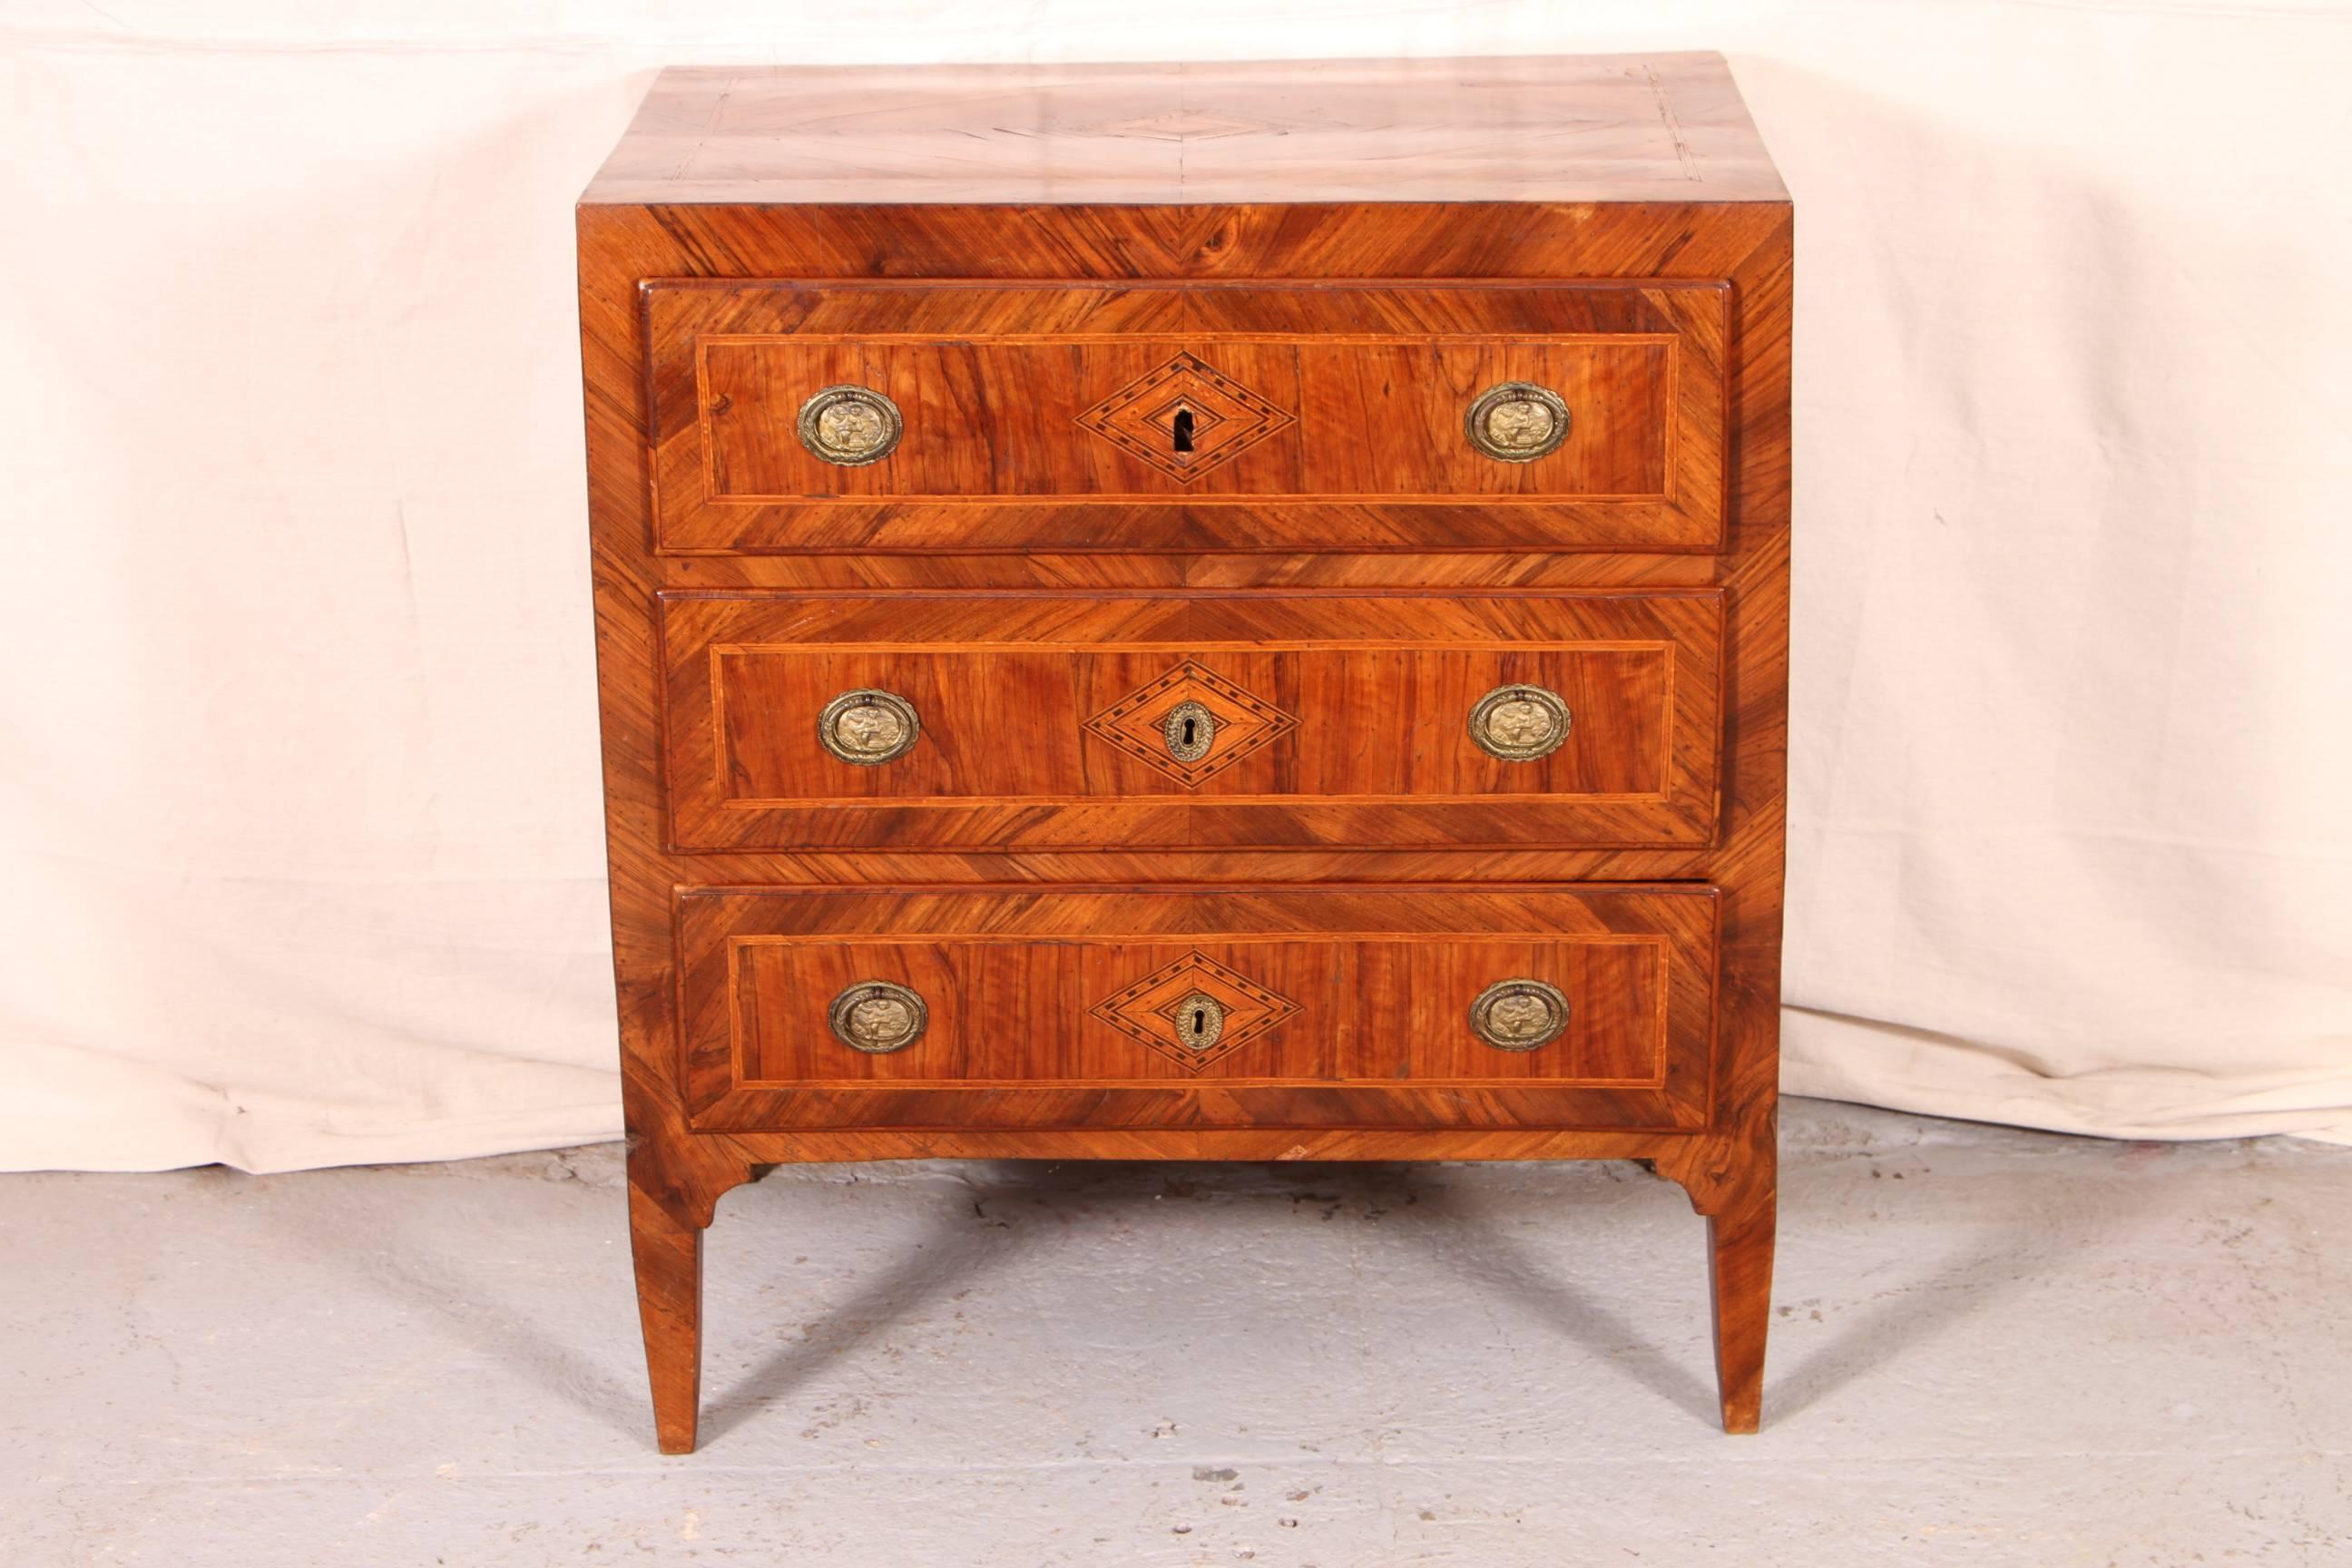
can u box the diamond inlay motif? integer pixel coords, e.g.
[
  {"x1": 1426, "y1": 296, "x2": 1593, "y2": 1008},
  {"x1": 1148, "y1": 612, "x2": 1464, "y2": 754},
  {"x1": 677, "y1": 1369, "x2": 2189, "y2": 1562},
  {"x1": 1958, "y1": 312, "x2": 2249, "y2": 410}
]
[
  {"x1": 1075, "y1": 353, "x2": 1295, "y2": 482},
  {"x1": 1091, "y1": 951, "x2": 1298, "y2": 1072},
  {"x1": 1083, "y1": 662, "x2": 1297, "y2": 786},
  {"x1": 1064, "y1": 110, "x2": 1284, "y2": 142}
]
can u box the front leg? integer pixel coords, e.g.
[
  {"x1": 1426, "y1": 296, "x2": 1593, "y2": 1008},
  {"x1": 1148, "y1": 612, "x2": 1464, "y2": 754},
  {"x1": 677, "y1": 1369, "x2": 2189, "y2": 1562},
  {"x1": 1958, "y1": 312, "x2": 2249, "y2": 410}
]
[
  {"x1": 625, "y1": 1121, "x2": 755, "y2": 1455},
  {"x1": 1699, "y1": 1176, "x2": 1775, "y2": 1434},
  {"x1": 629, "y1": 1180, "x2": 707, "y2": 1454},
  {"x1": 1657, "y1": 1134, "x2": 1777, "y2": 1434}
]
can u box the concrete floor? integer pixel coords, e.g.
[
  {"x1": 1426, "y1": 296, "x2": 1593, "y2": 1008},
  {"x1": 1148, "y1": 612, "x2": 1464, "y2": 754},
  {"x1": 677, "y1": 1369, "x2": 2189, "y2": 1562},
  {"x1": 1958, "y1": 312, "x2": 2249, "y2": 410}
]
[{"x1": 1, "y1": 1101, "x2": 2347, "y2": 1566}]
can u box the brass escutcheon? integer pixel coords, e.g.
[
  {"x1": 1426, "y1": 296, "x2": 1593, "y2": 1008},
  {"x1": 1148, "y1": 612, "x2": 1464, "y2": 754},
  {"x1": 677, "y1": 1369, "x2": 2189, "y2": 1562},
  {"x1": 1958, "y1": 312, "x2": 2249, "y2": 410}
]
[
  {"x1": 797, "y1": 384, "x2": 903, "y2": 466},
  {"x1": 1170, "y1": 992, "x2": 1226, "y2": 1054},
  {"x1": 818, "y1": 689, "x2": 920, "y2": 765},
  {"x1": 1468, "y1": 683, "x2": 1571, "y2": 761},
  {"x1": 828, "y1": 980, "x2": 928, "y2": 1054},
  {"x1": 1162, "y1": 700, "x2": 1217, "y2": 763},
  {"x1": 1469, "y1": 979, "x2": 1570, "y2": 1052},
  {"x1": 1465, "y1": 382, "x2": 1571, "y2": 462}
]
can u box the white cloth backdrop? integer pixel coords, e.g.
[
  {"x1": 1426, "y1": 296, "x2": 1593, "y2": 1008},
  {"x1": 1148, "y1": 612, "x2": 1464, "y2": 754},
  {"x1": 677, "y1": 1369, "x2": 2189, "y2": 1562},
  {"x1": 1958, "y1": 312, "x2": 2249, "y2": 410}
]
[{"x1": 3, "y1": 2, "x2": 2347, "y2": 1171}]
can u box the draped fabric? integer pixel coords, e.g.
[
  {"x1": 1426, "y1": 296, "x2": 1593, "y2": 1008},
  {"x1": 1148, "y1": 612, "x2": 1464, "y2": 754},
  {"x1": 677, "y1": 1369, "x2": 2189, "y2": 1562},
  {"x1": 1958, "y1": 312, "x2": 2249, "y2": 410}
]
[{"x1": 3, "y1": 1, "x2": 2345, "y2": 1170}]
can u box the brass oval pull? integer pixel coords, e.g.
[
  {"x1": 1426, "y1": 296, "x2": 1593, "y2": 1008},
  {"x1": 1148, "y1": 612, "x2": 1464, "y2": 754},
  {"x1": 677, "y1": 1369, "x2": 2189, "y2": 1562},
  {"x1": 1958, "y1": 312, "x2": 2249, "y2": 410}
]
[
  {"x1": 798, "y1": 384, "x2": 903, "y2": 466},
  {"x1": 1465, "y1": 382, "x2": 1571, "y2": 462},
  {"x1": 828, "y1": 980, "x2": 928, "y2": 1054},
  {"x1": 818, "y1": 689, "x2": 920, "y2": 766},
  {"x1": 1469, "y1": 979, "x2": 1570, "y2": 1052},
  {"x1": 1171, "y1": 992, "x2": 1226, "y2": 1054},
  {"x1": 1468, "y1": 683, "x2": 1571, "y2": 761},
  {"x1": 1162, "y1": 700, "x2": 1216, "y2": 763}
]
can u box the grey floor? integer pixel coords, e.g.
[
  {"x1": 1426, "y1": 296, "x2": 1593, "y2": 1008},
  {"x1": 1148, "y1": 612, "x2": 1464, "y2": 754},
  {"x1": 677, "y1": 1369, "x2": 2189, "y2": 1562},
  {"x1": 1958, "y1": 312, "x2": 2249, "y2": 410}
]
[{"x1": 2, "y1": 1101, "x2": 2347, "y2": 1566}]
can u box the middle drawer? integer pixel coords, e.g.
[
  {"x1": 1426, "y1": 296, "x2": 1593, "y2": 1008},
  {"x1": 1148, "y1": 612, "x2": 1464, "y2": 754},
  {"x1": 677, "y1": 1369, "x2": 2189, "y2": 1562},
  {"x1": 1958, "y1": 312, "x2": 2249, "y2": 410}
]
[{"x1": 660, "y1": 591, "x2": 1723, "y2": 852}]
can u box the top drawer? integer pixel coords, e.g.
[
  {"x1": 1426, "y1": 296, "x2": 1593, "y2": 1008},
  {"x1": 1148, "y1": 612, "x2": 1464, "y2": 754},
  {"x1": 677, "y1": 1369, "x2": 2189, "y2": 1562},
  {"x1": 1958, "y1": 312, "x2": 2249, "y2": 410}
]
[{"x1": 642, "y1": 280, "x2": 1730, "y2": 554}]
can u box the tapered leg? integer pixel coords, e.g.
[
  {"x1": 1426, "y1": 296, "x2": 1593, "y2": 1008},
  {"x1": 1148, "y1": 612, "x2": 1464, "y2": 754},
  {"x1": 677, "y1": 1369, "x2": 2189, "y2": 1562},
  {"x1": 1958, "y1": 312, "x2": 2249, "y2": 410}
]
[
  {"x1": 1703, "y1": 1181, "x2": 1776, "y2": 1434},
  {"x1": 629, "y1": 1181, "x2": 706, "y2": 1455}
]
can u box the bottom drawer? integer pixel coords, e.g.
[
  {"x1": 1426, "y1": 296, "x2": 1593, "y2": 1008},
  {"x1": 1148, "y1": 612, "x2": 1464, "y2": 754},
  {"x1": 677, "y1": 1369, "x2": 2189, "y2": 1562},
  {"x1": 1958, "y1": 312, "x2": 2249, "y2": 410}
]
[{"x1": 677, "y1": 886, "x2": 1720, "y2": 1132}]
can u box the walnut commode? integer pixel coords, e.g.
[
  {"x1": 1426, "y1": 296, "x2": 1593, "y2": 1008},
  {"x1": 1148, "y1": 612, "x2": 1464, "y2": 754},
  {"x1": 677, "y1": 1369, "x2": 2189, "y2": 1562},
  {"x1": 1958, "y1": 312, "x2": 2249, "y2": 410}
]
[{"x1": 577, "y1": 54, "x2": 1794, "y2": 1452}]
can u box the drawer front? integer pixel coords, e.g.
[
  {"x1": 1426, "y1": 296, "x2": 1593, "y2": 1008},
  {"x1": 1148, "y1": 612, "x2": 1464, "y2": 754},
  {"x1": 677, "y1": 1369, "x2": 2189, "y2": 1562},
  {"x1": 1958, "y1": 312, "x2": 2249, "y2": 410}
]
[
  {"x1": 677, "y1": 886, "x2": 1719, "y2": 1132},
  {"x1": 661, "y1": 592, "x2": 1723, "y2": 852},
  {"x1": 642, "y1": 280, "x2": 1728, "y2": 554}
]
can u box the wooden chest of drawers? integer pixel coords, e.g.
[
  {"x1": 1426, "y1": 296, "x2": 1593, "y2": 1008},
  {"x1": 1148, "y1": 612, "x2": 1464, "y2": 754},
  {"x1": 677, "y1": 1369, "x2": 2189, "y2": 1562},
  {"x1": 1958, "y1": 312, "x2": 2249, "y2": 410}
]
[{"x1": 579, "y1": 54, "x2": 1792, "y2": 1453}]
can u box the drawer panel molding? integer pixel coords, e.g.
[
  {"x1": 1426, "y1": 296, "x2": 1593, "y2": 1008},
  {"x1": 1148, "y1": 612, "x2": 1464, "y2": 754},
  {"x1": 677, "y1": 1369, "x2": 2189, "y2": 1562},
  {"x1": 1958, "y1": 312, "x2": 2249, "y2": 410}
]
[
  {"x1": 675, "y1": 885, "x2": 1721, "y2": 1132},
  {"x1": 642, "y1": 280, "x2": 1730, "y2": 554},
  {"x1": 660, "y1": 591, "x2": 1727, "y2": 852}
]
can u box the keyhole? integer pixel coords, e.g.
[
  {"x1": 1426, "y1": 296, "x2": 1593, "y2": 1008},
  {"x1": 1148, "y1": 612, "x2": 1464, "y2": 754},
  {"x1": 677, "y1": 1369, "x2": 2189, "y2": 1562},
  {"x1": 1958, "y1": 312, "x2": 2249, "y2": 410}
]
[
  {"x1": 1171, "y1": 991, "x2": 1223, "y2": 1052},
  {"x1": 1181, "y1": 716, "x2": 1198, "y2": 747},
  {"x1": 1171, "y1": 407, "x2": 1196, "y2": 453}
]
